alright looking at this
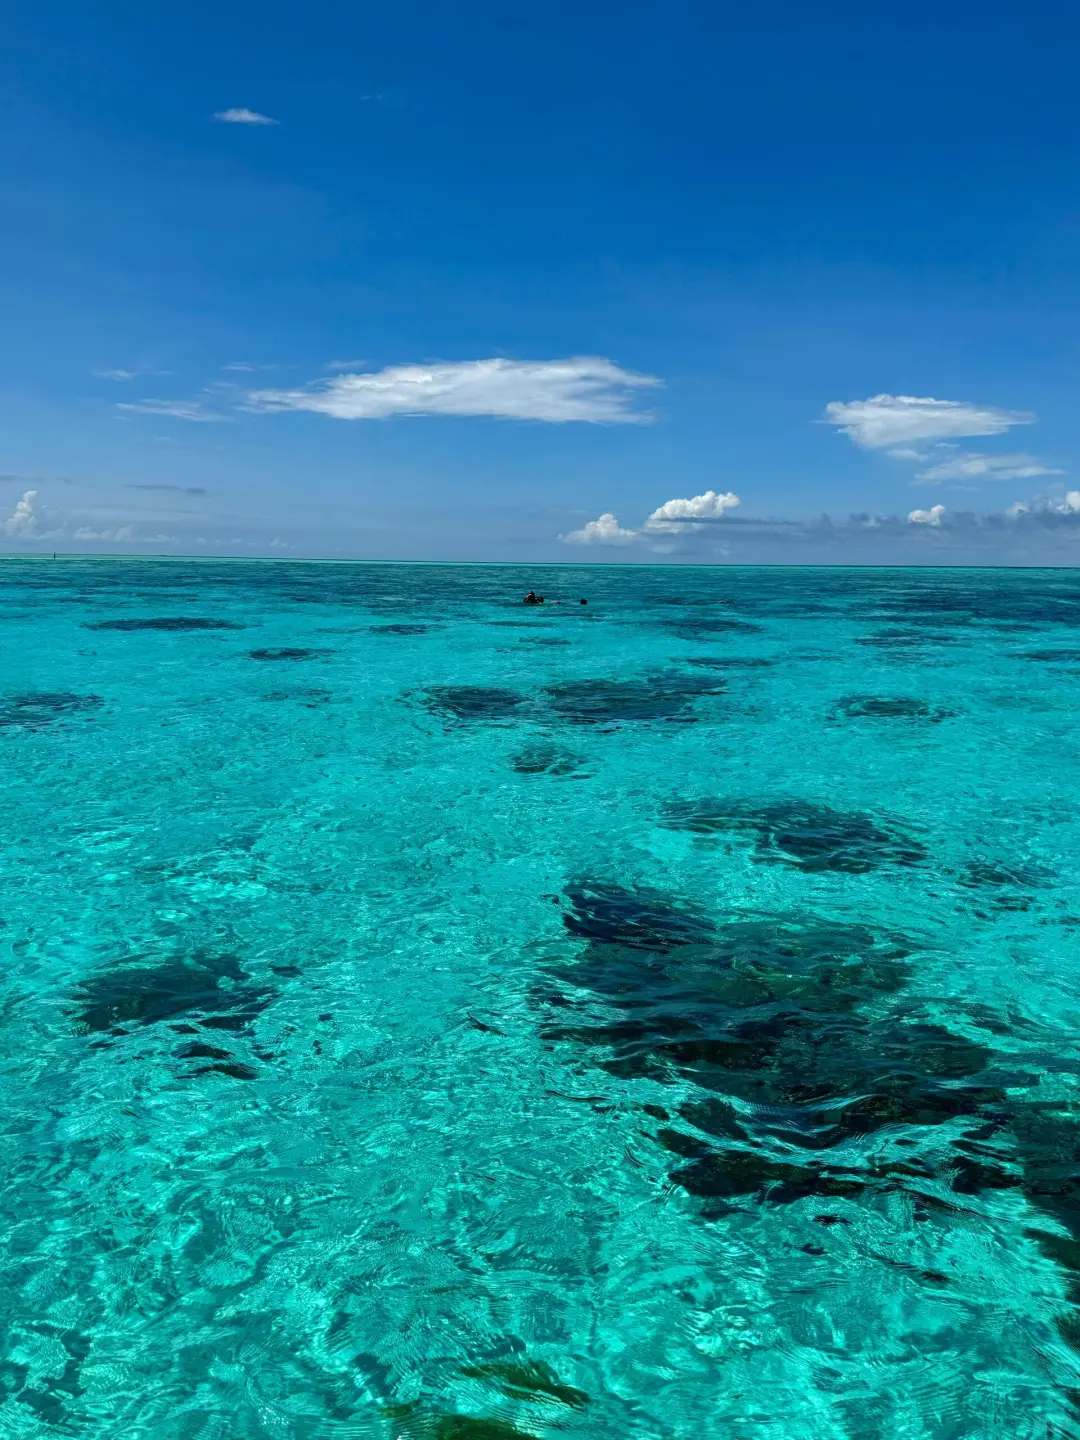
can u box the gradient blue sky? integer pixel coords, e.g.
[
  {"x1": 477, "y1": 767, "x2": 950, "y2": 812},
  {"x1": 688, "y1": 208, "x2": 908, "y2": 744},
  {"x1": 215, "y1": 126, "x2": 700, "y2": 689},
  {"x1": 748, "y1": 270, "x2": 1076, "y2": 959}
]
[{"x1": 2, "y1": 0, "x2": 1079, "y2": 562}]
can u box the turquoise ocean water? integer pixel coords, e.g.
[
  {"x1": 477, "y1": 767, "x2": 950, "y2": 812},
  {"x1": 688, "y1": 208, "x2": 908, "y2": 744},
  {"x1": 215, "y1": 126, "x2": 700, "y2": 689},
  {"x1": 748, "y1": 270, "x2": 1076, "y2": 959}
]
[{"x1": 3, "y1": 557, "x2": 1080, "y2": 1439}]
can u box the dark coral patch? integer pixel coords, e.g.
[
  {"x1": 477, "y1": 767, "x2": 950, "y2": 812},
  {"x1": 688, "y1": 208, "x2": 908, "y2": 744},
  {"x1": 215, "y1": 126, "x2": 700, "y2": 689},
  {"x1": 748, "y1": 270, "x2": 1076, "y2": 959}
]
[
  {"x1": 1015, "y1": 649, "x2": 1080, "y2": 663},
  {"x1": 957, "y1": 858, "x2": 1051, "y2": 912},
  {"x1": 835, "y1": 695, "x2": 954, "y2": 721},
  {"x1": 662, "y1": 798, "x2": 927, "y2": 872},
  {"x1": 176, "y1": 1041, "x2": 258, "y2": 1080},
  {"x1": 854, "y1": 631, "x2": 941, "y2": 649},
  {"x1": 194, "y1": 1060, "x2": 259, "y2": 1080},
  {"x1": 423, "y1": 686, "x2": 526, "y2": 722},
  {"x1": 84, "y1": 617, "x2": 243, "y2": 631},
  {"x1": 662, "y1": 617, "x2": 764, "y2": 639},
  {"x1": 370, "y1": 624, "x2": 435, "y2": 635},
  {"x1": 1012, "y1": 1109, "x2": 1080, "y2": 1298},
  {"x1": 511, "y1": 740, "x2": 586, "y2": 776},
  {"x1": 541, "y1": 881, "x2": 1001, "y2": 1209},
  {"x1": 460, "y1": 1361, "x2": 589, "y2": 1409},
  {"x1": 261, "y1": 687, "x2": 332, "y2": 706},
  {"x1": 69, "y1": 953, "x2": 272, "y2": 1036},
  {"x1": 960, "y1": 858, "x2": 1049, "y2": 891},
  {"x1": 0, "y1": 692, "x2": 104, "y2": 731},
  {"x1": 545, "y1": 672, "x2": 723, "y2": 725},
  {"x1": 560, "y1": 879, "x2": 716, "y2": 952},
  {"x1": 683, "y1": 656, "x2": 771, "y2": 669},
  {"x1": 249, "y1": 648, "x2": 335, "y2": 661},
  {"x1": 876, "y1": 587, "x2": 1080, "y2": 628}
]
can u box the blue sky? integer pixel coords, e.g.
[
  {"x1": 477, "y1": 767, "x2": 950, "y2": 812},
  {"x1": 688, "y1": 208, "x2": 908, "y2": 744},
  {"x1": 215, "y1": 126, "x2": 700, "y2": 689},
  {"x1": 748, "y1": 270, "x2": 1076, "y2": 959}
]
[{"x1": 2, "y1": 0, "x2": 1079, "y2": 562}]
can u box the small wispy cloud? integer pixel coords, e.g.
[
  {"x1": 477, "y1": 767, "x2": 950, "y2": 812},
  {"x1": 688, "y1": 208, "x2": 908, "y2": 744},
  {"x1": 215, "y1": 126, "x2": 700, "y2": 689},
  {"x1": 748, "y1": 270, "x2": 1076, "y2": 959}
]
[
  {"x1": 117, "y1": 399, "x2": 225, "y2": 423},
  {"x1": 94, "y1": 366, "x2": 171, "y2": 381},
  {"x1": 214, "y1": 107, "x2": 278, "y2": 126},
  {"x1": 823, "y1": 394, "x2": 1031, "y2": 449},
  {"x1": 913, "y1": 452, "x2": 1063, "y2": 484},
  {"x1": 561, "y1": 512, "x2": 638, "y2": 546},
  {"x1": 191, "y1": 536, "x2": 296, "y2": 550},
  {"x1": 125, "y1": 484, "x2": 208, "y2": 495},
  {"x1": 247, "y1": 357, "x2": 661, "y2": 424}
]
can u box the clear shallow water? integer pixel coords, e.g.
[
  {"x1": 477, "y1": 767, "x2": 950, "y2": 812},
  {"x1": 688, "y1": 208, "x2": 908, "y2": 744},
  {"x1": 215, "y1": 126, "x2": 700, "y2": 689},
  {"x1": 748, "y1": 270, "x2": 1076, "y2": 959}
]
[{"x1": 3, "y1": 559, "x2": 1080, "y2": 1439}]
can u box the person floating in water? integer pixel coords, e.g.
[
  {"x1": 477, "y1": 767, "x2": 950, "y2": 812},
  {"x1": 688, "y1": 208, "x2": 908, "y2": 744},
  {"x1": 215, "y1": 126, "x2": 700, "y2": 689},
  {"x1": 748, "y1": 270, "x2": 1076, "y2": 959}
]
[{"x1": 523, "y1": 590, "x2": 544, "y2": 605}]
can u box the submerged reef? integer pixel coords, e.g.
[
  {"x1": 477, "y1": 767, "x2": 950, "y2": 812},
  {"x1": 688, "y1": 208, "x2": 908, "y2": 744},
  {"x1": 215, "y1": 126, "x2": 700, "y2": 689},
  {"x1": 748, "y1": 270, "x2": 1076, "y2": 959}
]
[
  {"x1": 0, "y1": 692, "x2": 104, "y2": 731},
  {"x1": 84, "y1": 617, "x2": 243, "y2": 631},
  {"x1": 538, "y1": 882, "x2": 1051, "y2": 1231},
  {"x1": 662, "y1": 798, "x2": 928, "y2": 872}
]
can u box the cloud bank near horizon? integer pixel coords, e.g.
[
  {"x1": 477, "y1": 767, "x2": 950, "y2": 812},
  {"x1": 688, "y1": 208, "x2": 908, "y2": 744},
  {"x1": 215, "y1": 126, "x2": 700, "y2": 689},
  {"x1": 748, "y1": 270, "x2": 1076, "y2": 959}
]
[{"x1": 5, "y1": 481, "x2": 1080, "y2": 562}]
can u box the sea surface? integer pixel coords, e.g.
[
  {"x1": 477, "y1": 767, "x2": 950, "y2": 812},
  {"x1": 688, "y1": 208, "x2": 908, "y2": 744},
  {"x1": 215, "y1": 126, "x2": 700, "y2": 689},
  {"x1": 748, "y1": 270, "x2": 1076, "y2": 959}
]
[{"x1": 3, "y1": 558, "x2": 1080, "y2": 1440}]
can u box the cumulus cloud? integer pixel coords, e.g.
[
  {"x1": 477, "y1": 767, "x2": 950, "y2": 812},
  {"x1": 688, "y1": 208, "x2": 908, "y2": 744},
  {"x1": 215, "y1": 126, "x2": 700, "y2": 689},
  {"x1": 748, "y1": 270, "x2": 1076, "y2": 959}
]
[
  {"x1": 247, "y1": 357, "x2": 660, "y2": 424},
  {"x1": 644, "y1": 489, "x2": 740, "y2": 532},
  {"x1": 214, "y1": 108, "x2": 278, "y2": 125},
  {"x1": 824, "y1": 394, "x2": 1031, "y2": 449},
  {"x1": 561, "y1": 512, "x2": 638, "y2": 545},
  {"x1": 914, "y1": 451, "x2": 1063, "y2": 484},
  {"x1": 907, "y1": 504, "x2": 946, "y2": 526},
  {"x1": 3, "y1": 490, "x2": 39, "y2": 537},
  {"x1": 117, "y1": 399, "x2": 224, "y2": 423},
  {"x1": 1011, "y1": 490, "x2": 1080, "y2": 518}
]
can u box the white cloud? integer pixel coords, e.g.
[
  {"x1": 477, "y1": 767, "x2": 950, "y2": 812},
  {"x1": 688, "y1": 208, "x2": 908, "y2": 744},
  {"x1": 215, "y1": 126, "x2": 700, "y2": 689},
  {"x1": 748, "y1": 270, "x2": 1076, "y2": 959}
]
[
  {"x1": 1029, "y1": 490, "x2": 1080, "y2": 516},
  {"x1": 214, "y1": 108, "x2": 278, "y2": 126},
  {"x1": 561, "y1": 512, "x2": 638, "y2": 545},
  {"x1": 643, "y1": 489, "x2": 740, "y2": 532},
  {"x1": 73, "y1": 525, "x2": 138, "y2": 542},
  {"x1": 191, "y1": 535, "x2": 296, "y2": 550},
  {"x1": 824, "y1": 394, "x2": 1031, "y2": 449},
  {"x1": 914, "y1": 451, "x2": 1064, "y2": 484},
  {"x1": 117, "y1": 399, "x2": 224, "y2": 423},
  {"x1": 247, "y1": 357, "x2": 660, "y2": 424},
  {"x1": 3, "y1": 490, "x2": 38, "y2": 537},
  {"x1": 907, "y1": 504, "x2": 946, "y2": 526}
]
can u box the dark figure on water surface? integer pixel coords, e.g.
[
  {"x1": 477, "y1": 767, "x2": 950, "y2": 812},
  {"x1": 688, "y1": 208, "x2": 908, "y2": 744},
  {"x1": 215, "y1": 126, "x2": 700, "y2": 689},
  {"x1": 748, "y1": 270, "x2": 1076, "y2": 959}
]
[{"x1": 524, "y1": 590, "x2": 544, "y2": 605}]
